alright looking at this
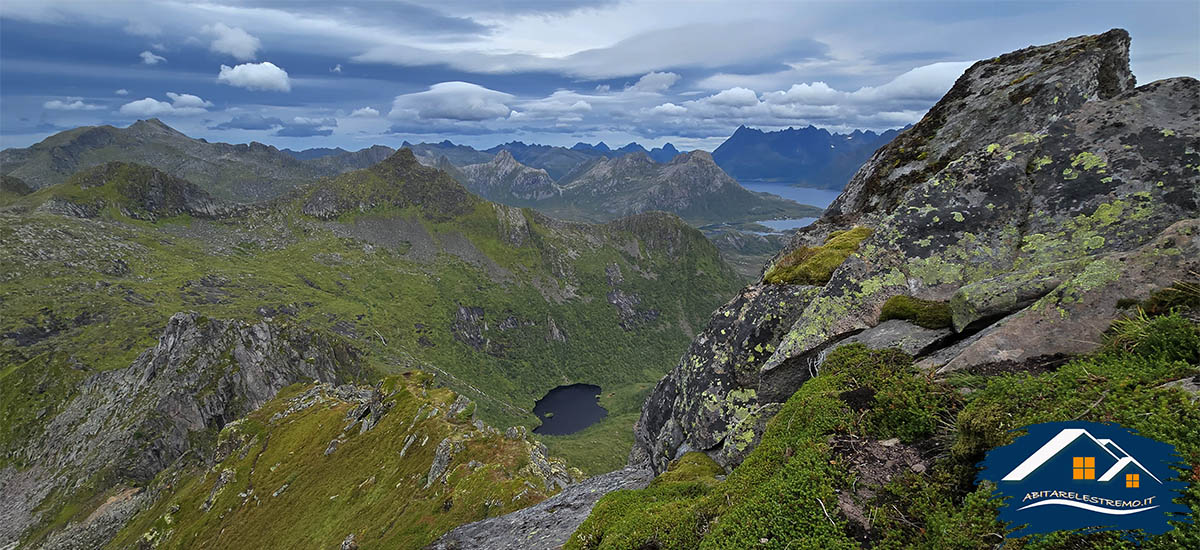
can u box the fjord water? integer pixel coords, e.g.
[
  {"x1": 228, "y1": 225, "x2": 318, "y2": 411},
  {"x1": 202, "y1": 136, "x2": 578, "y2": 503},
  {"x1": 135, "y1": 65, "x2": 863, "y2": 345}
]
[
  {"x1": 532, "y1": 383, "x2": 608, "y2": 435},
  {"x1": 741, "y1": 181, "x2": 839, "y2": 232},
  {"x1": 740, "y1": 181, "x2": 843, "y2": 208}
]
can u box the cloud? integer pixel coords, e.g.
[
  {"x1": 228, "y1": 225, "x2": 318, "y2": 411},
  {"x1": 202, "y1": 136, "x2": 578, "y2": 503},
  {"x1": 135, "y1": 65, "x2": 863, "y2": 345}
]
[
  {"x1": 627, "y1": 71, "x2": 680, "y2": 93},
  {"x1": 331, "y1": 64, "x2": 342, "y2": 73},
  {"x1": 139, "y1": 51, "x2": 167, "y2": 65},
  {"x1": 119, "y1": 92, "x2": 212, "y2": 116},
  {"x1": 210, "y1": 113, "x2": 285, "y2": 130},
  {"x1": 43, "y1": 98, "x2": 103, "y2": 111},
  {"x1": 151, "y1": 42, "x2": 167, "y2": 52},
  {"x1": 273, "y1": 116, "x2": 337, "y2": 137},
  {"x1": 164, "y1": 92, "x2": 213, "y2": 109},
  {"x1": 349, "y1": 106, "x2": 379, "y2": 118},
  {"x1": 761, "y1": 81, "x2": 842, "y2": 106},
  {"x1": 704, "y1": 87, "x2": 760, "y2": 107},
  {"x1": 217, "y1": 62, "x2": 291, "y2": 92},
  {"x1": 204, "y1": 23, "x2": 262, "y2": 61},
  {"x1": 650, "y1": 102, "x2": 686, "y2": 115},
  {"x1": 389, "y1": 82, "x2": 512, "y2": 121},
  {"x1": 115, "y1": 89, "x2": 129, "y2": 96}
]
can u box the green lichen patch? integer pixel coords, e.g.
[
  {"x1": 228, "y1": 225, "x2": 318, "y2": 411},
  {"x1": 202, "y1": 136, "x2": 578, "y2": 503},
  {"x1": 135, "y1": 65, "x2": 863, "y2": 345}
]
[
  {"x1": 763, "y1": 227, "x2": 872, "y2": 285},
  {"x1": 878, "y1": 295, "x2": 953, "y2": 329}
]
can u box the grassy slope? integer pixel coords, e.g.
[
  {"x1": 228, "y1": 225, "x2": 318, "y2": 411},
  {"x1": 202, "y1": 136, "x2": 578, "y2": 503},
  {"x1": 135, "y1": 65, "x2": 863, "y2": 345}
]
[
  {"x1": 106, "y1": 374, "x2": 560, "y2": 549},
  {"x1": 0, "y1": 162, "x2": 739, "y2": 479},
  {"x1": 569, "y1": 307, "x2": 1200, "y2": 549}
]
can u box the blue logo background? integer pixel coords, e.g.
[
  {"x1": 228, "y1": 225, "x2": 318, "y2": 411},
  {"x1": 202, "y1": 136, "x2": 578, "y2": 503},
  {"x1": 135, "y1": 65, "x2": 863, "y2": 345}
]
[{"x1": 977, "y1": 421, "x2": 1191, "y2": 537}]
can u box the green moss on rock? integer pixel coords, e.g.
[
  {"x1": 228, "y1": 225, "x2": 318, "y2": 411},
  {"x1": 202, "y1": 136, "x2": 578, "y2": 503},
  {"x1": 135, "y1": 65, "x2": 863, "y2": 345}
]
[
  {"x1": 763, "y1": 226, "x2": 872, "y2": 285},
  {"x1": 878, "y1": 295, "x2": 953, "y2": 329}
]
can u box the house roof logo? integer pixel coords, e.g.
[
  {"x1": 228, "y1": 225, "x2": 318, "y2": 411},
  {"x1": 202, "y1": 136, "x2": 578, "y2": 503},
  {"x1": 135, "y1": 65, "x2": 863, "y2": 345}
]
[{"x1": 978, "y1": 421, "x2": 1191, "y2": 537}]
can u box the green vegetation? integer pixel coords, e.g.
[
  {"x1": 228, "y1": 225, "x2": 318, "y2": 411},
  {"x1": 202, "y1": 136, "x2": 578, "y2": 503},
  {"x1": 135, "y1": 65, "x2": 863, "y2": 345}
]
[
  {"x1": 1107, "y1": 311, "x2": 1199, "y2": 363},
  {"x1": 1, "y1": 156, "x2": 743, "y2": 545},
  {"x1": 878, "y1": 295, "x2": 954, "y2": 329},
  {"x1": 570, "y1": 308, "x2": 1200, "y2": 549},
  {"x1": 107, "y1": 375, "x2": 561, "y2": 549},
  {"x1": 764, "y1": 226, "x2": 872, "y2": 285}
]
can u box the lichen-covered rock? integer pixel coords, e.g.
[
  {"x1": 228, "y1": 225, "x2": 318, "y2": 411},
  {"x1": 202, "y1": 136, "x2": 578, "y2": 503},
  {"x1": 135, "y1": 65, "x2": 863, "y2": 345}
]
[
  {"x1": 630, "y1": 29, "x2": 1198, "y2": 474},
  {"x1": 631, "y1": 283, "x2": 816, "y2": 472},
  {"x1": 815, "y1": 320, "x2": 952, "y2": 367}
]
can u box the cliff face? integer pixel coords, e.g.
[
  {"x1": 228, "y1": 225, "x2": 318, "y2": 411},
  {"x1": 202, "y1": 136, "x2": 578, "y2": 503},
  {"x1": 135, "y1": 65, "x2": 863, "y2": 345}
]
[
  {"x1": 0, "y1": 312, "x2": 364, "y2": 547},
  {"x1": 632, "y1": 29, "x2": 1199, "y2": 474}
]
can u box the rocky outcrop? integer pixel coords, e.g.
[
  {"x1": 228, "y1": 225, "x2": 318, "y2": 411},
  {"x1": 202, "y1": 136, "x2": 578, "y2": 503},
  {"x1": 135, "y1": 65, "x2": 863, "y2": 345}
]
[
  {"x1": 631, "y1": 29, "x2": 1199, "y2": 474},
  {"x1": 428, "y1": 467, "x2": 653, "y2": 550},
  {"x1": 0, "y1": 312, "x2": 362, "y2": 547}
]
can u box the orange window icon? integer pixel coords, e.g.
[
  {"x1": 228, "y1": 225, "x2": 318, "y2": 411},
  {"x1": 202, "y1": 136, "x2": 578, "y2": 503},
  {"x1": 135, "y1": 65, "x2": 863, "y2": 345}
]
[
  {"x1": 1073, "y1": 457, "x2": 1095, "y2": 480},
  {"x1": 1126, "y1": 473, "x2": 1140, "y2": 488}
]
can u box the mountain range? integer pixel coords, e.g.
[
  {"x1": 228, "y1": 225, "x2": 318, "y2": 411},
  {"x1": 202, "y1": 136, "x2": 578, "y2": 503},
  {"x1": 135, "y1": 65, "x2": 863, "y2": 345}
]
[
  {"x1": 0, "y1": 119, "x2": 389, "y2": 202},
  {"x1": 712, "y1": 124, "x2": 901, "y2": 189},
  {"x1": 449, "y1": 149, "x2": 821, "y2": 226},
  {"x1": 0, "y1": 121, "x2": 824, "y2": 279}
]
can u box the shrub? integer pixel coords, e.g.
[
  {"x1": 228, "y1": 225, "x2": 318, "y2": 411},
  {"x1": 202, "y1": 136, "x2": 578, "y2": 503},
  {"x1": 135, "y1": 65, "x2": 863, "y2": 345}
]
[
  {"x1": 878, "y1": 295, "x2": 953, "y2": 329},
  {"x1": 763, "y1": 226, "x2": 872, "y2": 285}
]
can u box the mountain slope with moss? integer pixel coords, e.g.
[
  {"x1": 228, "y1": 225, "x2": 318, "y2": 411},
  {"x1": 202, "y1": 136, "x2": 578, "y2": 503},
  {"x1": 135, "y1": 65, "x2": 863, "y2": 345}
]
[
  {"x1": 105, "y1": 374, "x2": 576, "y2": 550},
  {"x1": 0, "y1": 150, "x2": 741, "y2": 548}
]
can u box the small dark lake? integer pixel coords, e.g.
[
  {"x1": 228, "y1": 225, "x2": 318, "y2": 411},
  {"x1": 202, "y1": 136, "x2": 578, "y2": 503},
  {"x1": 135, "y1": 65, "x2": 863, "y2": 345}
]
[{"x1": 532, "y1": 383, "x2": 608, "y2": 435}]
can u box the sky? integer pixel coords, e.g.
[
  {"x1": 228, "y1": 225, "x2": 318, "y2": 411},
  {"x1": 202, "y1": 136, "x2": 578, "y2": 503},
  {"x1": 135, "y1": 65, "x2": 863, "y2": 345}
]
[{"x1": 1, "y1": 1, "x2": 1197, "y2": 152}]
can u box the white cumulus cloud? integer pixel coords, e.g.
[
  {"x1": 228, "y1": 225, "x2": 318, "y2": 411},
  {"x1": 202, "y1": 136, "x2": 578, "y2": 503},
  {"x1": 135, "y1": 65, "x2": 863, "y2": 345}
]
[
  {"x1": 44, "y1": 98, "x2": 103, "y2": 111},
  {"x1": 204, "y1": 23, "x2": 261, "y2": 61},
  {"x1": 217, "y1": 62, "x2": 291, "y2": 92},
  {"x1": 704, "y1": 87, "x2": 760, "y2": 107},
  {"x1": 650, "y1": 102, "x2": 687, "y2": 115},
  {"x1": 115, "y1": 89, "x2": 129, "y2": 96},
  {"x1": 389, "y1": 82, "x2": 512, "y2": 121},
  {"x1": 139, "y1": 51, "x2": 166, "y2": 65},
  {"x1": 349, "y1": 106, "x2": 380, "y2": 118},
  {"x1": 119, "y1": 92, "x2": 212, "y2": 116}
]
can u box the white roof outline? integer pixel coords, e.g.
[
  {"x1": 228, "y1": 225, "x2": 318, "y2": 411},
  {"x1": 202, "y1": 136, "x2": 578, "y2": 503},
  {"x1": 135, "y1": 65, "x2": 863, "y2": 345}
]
[{"x1": 1002, "y1": 428, "x2": 1160, "y2": 483}]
